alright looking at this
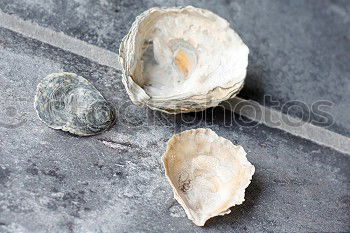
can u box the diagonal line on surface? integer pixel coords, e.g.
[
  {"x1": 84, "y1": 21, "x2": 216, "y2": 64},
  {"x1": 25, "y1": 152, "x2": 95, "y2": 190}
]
[{"x1": 0, "y1": 10, "x2": 121, "y2": 70}]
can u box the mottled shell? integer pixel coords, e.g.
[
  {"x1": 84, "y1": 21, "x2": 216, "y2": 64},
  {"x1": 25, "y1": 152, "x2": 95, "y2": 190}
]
[
  {"x1": 162, "y1": 128, "x2": 255, "y2": 226},
  {"x1": 119, "y1": 6, "x2": 249, "y2": 114},
  {"x1": 34, "y1": 72, "x2": 115, "y2": 136}
]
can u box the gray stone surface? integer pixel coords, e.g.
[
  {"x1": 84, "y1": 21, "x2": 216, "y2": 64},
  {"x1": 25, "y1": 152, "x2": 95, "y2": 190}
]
[
  {"x1": 0, "y1": 0, "x2": 349, "y2": 137},
  {"x1": 0, "y1": 28, "x2": 349, "y2": 233}
]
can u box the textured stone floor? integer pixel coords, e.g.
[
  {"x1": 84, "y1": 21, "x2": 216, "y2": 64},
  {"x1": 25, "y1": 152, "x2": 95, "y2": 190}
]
[{"x1": 0, "y1": 1, "x2": 349, "y2": 233}]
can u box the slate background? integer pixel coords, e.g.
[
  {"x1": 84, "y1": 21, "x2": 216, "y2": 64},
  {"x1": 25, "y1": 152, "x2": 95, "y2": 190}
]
[{"x1": 0, "y1": 1, "x2": 349, "y2": 232}]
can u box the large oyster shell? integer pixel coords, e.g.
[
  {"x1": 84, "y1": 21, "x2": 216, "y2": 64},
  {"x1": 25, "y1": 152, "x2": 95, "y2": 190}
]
[
  {"x1": 34, "y1": 72, "x2": 116, "y2": 136},
  {"x1": 119, "y1": 6, "x2": 249, "y2": 114},
  {"x1": 162, "y1": 128, "x2": 255, "y2": 226}
]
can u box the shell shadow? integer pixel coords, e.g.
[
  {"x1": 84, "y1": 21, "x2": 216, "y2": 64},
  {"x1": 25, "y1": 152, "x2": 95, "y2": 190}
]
[
  {"x1": 237, "y1": 71, "x2": 265, "y2": 102},
  {"x1": 204, "y1": 174, "x2": 263, "y2": 228}
]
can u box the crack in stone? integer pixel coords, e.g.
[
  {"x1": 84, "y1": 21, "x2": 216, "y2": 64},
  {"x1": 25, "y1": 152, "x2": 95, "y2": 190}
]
[{"x1": 96, "y1": 138, "x2": 140, "y2": 152}]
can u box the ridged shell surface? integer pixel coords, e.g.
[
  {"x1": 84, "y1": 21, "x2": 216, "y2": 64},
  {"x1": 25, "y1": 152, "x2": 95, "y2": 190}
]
[{"x1": 34, "y1": 72, "x2": 115, "y2": 136}]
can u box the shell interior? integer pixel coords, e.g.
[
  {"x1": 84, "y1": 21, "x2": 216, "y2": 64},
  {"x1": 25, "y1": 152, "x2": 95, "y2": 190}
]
[
  {"x1": 132, "y1": 8, "x2": 248, "y2": 99},
  {"x1": 162, "y1": 128, "x2": 255, "y2": 226},
  {"x1": 119, "y1": 6, "x2": 249, "y2": 114}
]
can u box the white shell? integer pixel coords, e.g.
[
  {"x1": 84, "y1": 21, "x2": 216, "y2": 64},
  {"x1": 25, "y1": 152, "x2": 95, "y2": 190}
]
[
  {"x1": 119, "y1": 6, "x2": 249, "y2": 114},
  {"x1": 162, "y1": 128, "x2": 255, "y2": 226}
]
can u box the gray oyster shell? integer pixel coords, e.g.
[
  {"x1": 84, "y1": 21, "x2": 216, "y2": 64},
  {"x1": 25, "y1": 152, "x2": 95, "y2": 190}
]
[{"x1": 34, "y1": 72, "x2": 116, "y2": 136}]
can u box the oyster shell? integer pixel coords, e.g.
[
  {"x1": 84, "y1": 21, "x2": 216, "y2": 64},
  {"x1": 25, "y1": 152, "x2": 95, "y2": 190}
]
[
  {"x1": 34, "y1": 72, "x2": 116, "y2": 136},
  {"x1": 119, "y1": 6, "x2": 249, "y2": 114},
  {"x1": 162, "y1": 128, "x2": 255, "y2": 226}
]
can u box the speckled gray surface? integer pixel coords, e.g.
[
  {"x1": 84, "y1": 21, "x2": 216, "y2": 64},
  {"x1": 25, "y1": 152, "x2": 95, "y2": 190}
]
[
  {"x1": 0, "y1": 0, "x2": 349, "y2": 137},
  {"x1": 0, "y1": 26, "x2": 350, "y2": 233}
]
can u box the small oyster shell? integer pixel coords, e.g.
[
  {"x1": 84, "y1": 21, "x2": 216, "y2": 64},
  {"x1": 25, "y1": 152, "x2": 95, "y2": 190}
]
[
  {"x1": 119, "y1": 6, "x2": 249, "y2": 114},
  {"x1": 34, "y1": 72, "x2": 116, "y2": 136},
  {"x1": 162, "y1": 128, "x2": 255, "y2": 226}
]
